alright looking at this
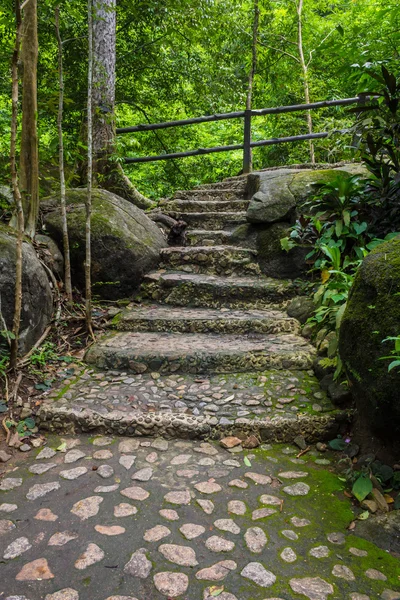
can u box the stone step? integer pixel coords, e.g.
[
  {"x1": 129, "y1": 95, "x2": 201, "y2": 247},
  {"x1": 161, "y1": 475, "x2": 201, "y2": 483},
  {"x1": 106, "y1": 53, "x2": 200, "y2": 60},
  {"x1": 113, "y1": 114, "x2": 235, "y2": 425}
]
[
  {"x1": 194, "y1": 177, "x2": 247, "y2": 191},
  {"x1": 186, "y1": 229, "x2": 233, "y2": 246},
  {"x1": 141, "y1": 271, "x2": 297, "y2": 309},
  {"x1": 162, "y1": 199, "x2": 248, "y2": 213},
  {"x1": 165, "y1": 211, "x2": 247, "y2": 230},
  {"x1": 38, "y1": 367, "x2": 347, "y2": 439},
  {"x1": 111, "y1": 304, "x2": 301, "y2": 335},
  {"x1": 173, "y1": 188, "x2": 245, "y2": 201},
  {"x1": 85, "y1": 331, "x2": 315, "y2": 375},
  {"x1": 159, "y1": 245, "x2": 260, "y2": 276}
]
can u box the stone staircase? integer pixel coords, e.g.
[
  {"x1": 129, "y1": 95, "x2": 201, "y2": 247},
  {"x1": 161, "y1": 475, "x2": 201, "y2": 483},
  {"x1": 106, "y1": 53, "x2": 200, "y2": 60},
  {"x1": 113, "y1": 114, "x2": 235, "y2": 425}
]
[{"x1": 37, "y1": 175, "x2": 348, "y2": 440}]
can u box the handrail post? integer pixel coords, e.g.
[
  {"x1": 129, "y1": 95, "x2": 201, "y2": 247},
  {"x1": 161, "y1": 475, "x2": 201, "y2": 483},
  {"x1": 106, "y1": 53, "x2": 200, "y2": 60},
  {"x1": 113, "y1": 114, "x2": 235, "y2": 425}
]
[{"x1": 243, "y1": 109, "x2": 252, "y2": 174}]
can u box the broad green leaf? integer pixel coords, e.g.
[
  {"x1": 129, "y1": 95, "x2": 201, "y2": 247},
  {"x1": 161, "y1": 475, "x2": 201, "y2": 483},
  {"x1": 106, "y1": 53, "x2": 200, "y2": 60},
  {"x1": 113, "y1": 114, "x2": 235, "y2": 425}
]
[
  {"x1": 24, "y1": 417, "x2": 36, "y2": 430},
  {"x1": 352, "y1": 474, "x2": 373, "y2": 502},
  {"x1": 357, "y1": 510, "x2": 370, "y2": 520},
  {"x1": 328, "y1": 438, "x2": 347, "y2": 451},
  {"x1": 57, "y1": 442, "x2": 67, "y2": 452},
  {"x1": 244, "y1": 456, "x2": 251, "y2": 467}
]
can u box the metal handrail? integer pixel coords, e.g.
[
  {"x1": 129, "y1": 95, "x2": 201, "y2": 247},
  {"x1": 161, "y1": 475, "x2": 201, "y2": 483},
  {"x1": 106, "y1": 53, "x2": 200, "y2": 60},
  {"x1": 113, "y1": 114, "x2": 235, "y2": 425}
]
[{"x1": 117, "y1": 95, "x2": 372, "y2": 172}]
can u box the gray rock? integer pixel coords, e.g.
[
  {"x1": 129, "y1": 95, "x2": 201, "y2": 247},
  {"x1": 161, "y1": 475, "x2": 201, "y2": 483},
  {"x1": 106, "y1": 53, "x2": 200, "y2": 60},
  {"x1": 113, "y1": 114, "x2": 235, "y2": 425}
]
[
  {"x1": 42, "y1": 189, "x2": 165, "y2": 300},
  {"x1": 0, "y1": 450, "x2": 12, "y2": 463},
  {"x1": 97, "y1": 464, "x2": 114, "y2": 479},
  {"x1": 0, "y1": 223, "x2": 53, "y2": 354},
  {"x1": 241, "y1": 562, "x2": 276, "y2": 587},
  {"x1": 327, "y1": 381, "x2": 352, "y2": 405},
  {"x1": 288, "y1": 297, "x2": 315, "y2": 324},
  {"x1": 289, "y1": 577, "x2": 334, "y2": 599},
  {"x1": 124, "y1": 548, "x2": 152, "y2": 579},
  {"x1": 35, "y1": 234, "x2": 64, "y2": 279},
  {"x1": 153, "y1": 572, "x2": 189, "y2": 597}
]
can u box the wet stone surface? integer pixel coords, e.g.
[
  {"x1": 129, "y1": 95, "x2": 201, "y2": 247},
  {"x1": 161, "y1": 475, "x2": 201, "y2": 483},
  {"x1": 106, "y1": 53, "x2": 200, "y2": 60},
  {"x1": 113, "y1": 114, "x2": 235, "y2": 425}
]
[
  {"x1": 0, "y1": 435, "x2": 399, "y2": 600},
  {"x1": 40, "y1": 367, "x2": 335, "y2": 429}
]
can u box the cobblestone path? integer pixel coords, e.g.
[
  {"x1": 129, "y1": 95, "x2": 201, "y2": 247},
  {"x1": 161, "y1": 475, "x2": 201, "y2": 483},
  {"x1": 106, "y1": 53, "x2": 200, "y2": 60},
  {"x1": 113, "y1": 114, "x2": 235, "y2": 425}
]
[
  {"x1": 37, "y1": 176, "x2": 346, "y2": 440},
  {"x1": 1, "y1": 435, "x2": 400, "y2": 600}
]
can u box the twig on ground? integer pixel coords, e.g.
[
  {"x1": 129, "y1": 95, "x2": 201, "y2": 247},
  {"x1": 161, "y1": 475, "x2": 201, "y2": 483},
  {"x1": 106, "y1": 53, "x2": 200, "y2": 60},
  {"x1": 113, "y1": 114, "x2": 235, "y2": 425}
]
[
  {"x1": 17, "y1": 325, "x2": 52, "y2": 368},
  {"x1": 296, "y1": 446, "x2": 311, "y2": 458},
  {"x1": 2, "y1": 416, "x2": 11, "y2": 445}
]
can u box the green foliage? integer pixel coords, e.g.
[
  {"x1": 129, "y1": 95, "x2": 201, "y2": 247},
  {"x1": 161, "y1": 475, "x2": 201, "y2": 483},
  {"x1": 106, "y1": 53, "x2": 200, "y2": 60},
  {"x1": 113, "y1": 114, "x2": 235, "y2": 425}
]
[
  {"x1": 29, "y1": 342, "x2": 58, "y2": 367},
  {"x1": 381, "y1": 335, "x2": 400, "y2": 372},
  {"x1": 6, "y1": 416, "x2": 36, "y2": 437},
  {"x1": 352, "y1": 474, "x2": 373, "y2": 502}
]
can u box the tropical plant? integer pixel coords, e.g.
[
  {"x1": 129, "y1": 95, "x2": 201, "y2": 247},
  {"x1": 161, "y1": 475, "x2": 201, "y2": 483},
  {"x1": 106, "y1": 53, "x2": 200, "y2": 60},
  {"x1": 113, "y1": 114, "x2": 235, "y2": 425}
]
[{"x1": 381, "y1": 335, "x2": 400, "y2": 372}]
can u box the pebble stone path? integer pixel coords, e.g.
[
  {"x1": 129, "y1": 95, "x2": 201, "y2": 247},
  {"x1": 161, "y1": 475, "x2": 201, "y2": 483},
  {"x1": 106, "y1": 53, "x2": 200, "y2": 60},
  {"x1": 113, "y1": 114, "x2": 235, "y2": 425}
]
[{"x1": 1, "y1": 435, "x2": 400, "y2": 599}]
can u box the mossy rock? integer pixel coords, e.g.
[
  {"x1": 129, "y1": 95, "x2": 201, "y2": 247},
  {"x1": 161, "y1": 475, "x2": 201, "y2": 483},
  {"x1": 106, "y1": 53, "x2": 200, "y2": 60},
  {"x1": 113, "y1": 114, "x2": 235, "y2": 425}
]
[
  {"x1": 0, "y1": 223, "x2": 53, "y2": 354},
  {"x1": 41, "y1": 189, "x2": 166, "y2": 300},
  {"x1": 339, "y1": 236, "x2": 400, "y2": 446},
  {"x1": 246, "y1": 164, "x2": 367, "y2": 224}
]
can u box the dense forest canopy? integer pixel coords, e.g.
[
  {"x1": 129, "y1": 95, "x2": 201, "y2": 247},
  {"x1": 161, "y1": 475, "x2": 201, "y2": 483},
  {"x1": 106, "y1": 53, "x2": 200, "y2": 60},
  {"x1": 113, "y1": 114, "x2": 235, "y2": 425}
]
[{"x1": 0, "y1": 0, "x2": 399, "y2": 199}]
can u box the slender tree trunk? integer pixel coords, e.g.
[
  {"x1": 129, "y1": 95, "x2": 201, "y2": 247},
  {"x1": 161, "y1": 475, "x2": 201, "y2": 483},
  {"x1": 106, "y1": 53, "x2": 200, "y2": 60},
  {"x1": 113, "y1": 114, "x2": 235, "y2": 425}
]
[
  {"x1": 19, "y1": 0, "x2": 39, "y2": 237},
  {"x1": 10, "y1": 1, "x2": 24, "y2": 369},
  {"x1": 90, "y1": 0, "x2": 152, "y2": 209},
  {"x1": 296, "y1": 0, "x2": 315, "y2": 164},
  {"x1": 86, "y1": 0, "x2": 93, "y2": 336},
  {"x1": 245, "y1": 0, "x2": 260, "y2": 172},
  {"x1": 55, "y1": 7, "x2": 73, "y2": 304}
]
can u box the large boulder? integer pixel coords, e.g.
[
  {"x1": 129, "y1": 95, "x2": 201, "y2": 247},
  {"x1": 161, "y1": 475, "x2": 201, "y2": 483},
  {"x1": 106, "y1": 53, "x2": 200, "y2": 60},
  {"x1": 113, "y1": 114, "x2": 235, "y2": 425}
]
[
  {"x1": 0, "y1": 224, "x2": 53, "y2": 354},
  {"x1": 246, "y1": 164, "x2": 366, "y2": 224},
  {"x1": 41, "y1": 189, "x2": 166, "y2": 300},
  {"x1": 339, "y1": 237, "x2": 400, "y2": 447}
]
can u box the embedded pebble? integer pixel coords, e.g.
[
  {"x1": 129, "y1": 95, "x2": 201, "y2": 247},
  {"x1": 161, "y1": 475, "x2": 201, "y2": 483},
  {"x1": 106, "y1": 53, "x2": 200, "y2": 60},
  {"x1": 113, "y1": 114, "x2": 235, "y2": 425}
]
[
  {"x1": 151, "y1": 438, "x2": 168, "y2": 451},
  {"x1": 244, "y1": 527, "x2": 267, "y2": 553},
  {"x1": 349, "y1": 547, "x2": 368, "y2": 557},
  {"x1": 64, "y1": 449, "x2": 86, "y2": 464},
  {"x1": 120, "y1": 486, "x2": 150, "y2": 501},
  {"x1": 365, "y1": 568, "x2": 387, "y2": 581},
  {"x1": 29, "y1": 463, "x2": 57, "y2": 475},
  {"x1": 95, "y1": 524, "x2": 125, "y2": 536},
  {"x1": 70, "y1": 496, "x2": 103, "y2": 520},
  {"x1": 282, "y1": 529, "x2": 298, "y2": 541},
  {"x1": 214, "y1": 518, "x2": 240, "y2": 534},
  {"x1": 283, "y1": 482, "x2": 310, "y2": 496},
  {"x1": 153, "y1": 572, "x2": 189, "y2": 597},
  {"x1": 93, "y1": 449, "x2": 113, "y2": 460},
  {"x1": 205, "y1": 536, "x2": 235, "y2": 552},
  {"x1": 35, "y1": 508, "x2": 58, "y2": 521},
  {"x1": 124, "y1": 548, "x2": 152, "y2": 578},
  {"x1": 159, "y1": 509, "x2": 179, "y2": 521},
  {"x1": 179, "y1": 523, "x2": 206, "y2": 539},
  {"x1": 114, "y1": 503, "x2": 138, "y2": 517},
  {"x1": 241, "y1": 562, "x2": 276, "y2": 587},
  {"x1": 244, "y1": 472, "x2": 272, "y2": 485},
  {"x1": 95, "y1": 484, "x2": 119, "y2": 493},
  {"x1": 36, "y1": 447, "x2": 56, "y2": 460},
  {"x1": 176, "y1": 469, "x2": 199, "y2": 478},
  {"x1": 158, "y1": 543, "x2": 198, "y2": 567},
  {"x1": 143, "y1": 525, "x2": 171, "y2": 542},
  {"x1": 48, "y1": 532, "x2": 78, "y2": 546},
  {"x1": 196, "y1": 560, "x2": 236, "y2": 581},
  {"x1": 171, "y1": 454, "x2": 191, "y2": 465},
  {"x1": 119, "y1": 440, "x2": 140, "y2": 453},
  {"x1": 228, "y1": 479, "x2": 248, "y2": 489},
  {"x1": 278, "y1": 471, "x2": 309, "y2": 479},
  {"x1": 281, "y1": 547, "x2": 297, "y2": 563},
  {"x1": 291, "y1": 516, "x2": 311, "y2": 527},
  {"x1": 97, "y1": 464, "x2": 114, "y2": 479},
  {"x1": 332, "y1": 564, "x2": 355, "y2": 581},
  {"x1": 75, "y1": 543, "x2": 105, "y2": 569},
  {"x1": 44, "y1": 590, "x2": 79, "y2": 600},
  {"x1": 132, "y1": 467, "x2": 153, "y2": 482},
  {"x1": 196, "y1": 498, "x2": 215, "y2": 514},
  {"x1": 0, "y1": 503, "x2": 18, "y2": 513},
  {"x1": 16, "y1": 558, "x2": 54, "y2": 580},
  {"x1": 92, "y1": 436, "x2": 113, "y2": 446},
  {"x1": 119, "y1": 455, "x2": 136, "y2": 470},
  {"x1": 259, "y1": 494, "x2": 281, "y2": 506},
  {"x1": 27, "y1": 481, "x2": 60, "y2": 500},
  {"x1": 164, "y1": 490, "x2": 191, "y2": 505},
  {"x1": 0, "y1": 478, "x2": 23, "y2": 491},
  {"x1": 146, "y1": 452, "x2": 158, "y2": 463},
  {"x1": 290, "y1": 576, "x2": 334, "y2": 599},
  {"x1": 310, "y1": 545, "x2": 330, "y2": 558},
  {"x1": 228, "y1": 500, "x2": 246, "y2": 515},
  {"x1": 252, "y1": 508, "x2": 276, "y2": 520},
  {"x1": 327, "y1": 531, "x2": 346, "y2": 545},
  {"x1": 194, "y1": 481, "x2": 222, "y2": 494},
  {"x1": 3, "y1": 537, "x2": 32, "y2": 559},
  {"x1": 60, "y1": 467, "x2": 88, "y2": 480}
]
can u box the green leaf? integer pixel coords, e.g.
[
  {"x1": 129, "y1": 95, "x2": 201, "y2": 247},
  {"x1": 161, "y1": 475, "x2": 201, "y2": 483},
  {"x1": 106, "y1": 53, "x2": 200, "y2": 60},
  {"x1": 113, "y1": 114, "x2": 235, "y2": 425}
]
[
  {"x1": 388, "y1": 360, "x2": 400, "y2": 372},
  {"x1": 24, "y1": 417, "x2": 36, "y2": 430},
  {"x1": 57, "y1": 442, "x2": 67, "y2": 452},
  {"x1": 394, "y1": 495, "x2": 400, "y2": 510},
  {"x1": 0, "y1": 403, "x2": 7, "y2": 413},
  {"x1": 352, "y1": 474, "x2": 373, "y2": 502},
  {"x1": 328, "y1": 438, "x2": 347, "y2": 451},
  {"x1": 244, "y1": 456, "x2": 251, "y2": 467},
  {"x1": 358, "y1": 510, "x2": 370, "y2": 520}
]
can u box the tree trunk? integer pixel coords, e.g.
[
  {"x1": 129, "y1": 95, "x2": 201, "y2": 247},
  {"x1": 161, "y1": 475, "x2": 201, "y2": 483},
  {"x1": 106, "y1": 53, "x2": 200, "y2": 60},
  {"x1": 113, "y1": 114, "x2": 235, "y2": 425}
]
[
  {"x1": 296, "y1": 0, "x2": 315, "y2": 164},
  {"x1": 244, "y1": 0, "x2": 260, "y2": 173},
  {"x1": 10, "y1": 1, "x2": 24, "y2": 368},
  {"x1": 19, "y1": 0, "x2": 39, "y2": 238},
  {"x1": 91, "y1": 0, "x2": 152, "y2": 209},
  {"x1": 86, "y1": 0, "x2": 93, "y2": 335},
  {"x1": 55, "y1": 6, "x2": 73, "y2": 304}
]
